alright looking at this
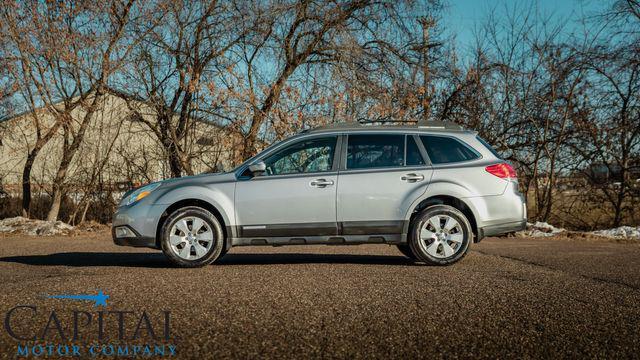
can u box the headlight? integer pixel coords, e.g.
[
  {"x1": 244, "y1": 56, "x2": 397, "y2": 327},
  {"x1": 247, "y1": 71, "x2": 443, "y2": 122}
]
[{"x1": 123, "y1": 183, "x2": 161, "y2": 206}]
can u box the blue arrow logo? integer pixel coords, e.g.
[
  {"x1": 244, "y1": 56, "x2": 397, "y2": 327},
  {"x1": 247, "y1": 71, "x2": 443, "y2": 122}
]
[{"x1": 46, "y1": 290, "x2": 109, "y2": 307}]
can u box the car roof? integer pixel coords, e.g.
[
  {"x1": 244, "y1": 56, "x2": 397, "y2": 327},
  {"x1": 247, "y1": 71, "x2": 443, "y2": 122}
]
[{"x1": 303, "y1": 121, "x2": 474, "y2": 135}]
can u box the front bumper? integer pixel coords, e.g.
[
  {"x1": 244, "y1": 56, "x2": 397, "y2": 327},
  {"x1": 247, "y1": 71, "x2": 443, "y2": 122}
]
[
  {"x1": 112, "y1": 204, "x2": 166, "y2": 249},
  {"x1": 111, "y1": 225, "x2": 157, "y2": 248}
]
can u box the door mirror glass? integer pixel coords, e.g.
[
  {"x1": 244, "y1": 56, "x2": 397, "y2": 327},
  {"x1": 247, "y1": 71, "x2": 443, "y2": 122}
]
[{"x1": 248, "y1": 160, "x2": 267, "y2": 176}]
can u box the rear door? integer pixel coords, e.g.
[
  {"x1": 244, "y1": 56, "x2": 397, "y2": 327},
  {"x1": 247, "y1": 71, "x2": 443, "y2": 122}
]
[{"x1": 336, "y1": 134, "x2": 433, "y2": 236}]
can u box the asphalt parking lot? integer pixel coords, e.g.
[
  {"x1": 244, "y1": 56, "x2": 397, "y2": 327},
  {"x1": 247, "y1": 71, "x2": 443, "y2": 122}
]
[{"x1": 0, "y1": 231, "x2": 638, "y2": 359}]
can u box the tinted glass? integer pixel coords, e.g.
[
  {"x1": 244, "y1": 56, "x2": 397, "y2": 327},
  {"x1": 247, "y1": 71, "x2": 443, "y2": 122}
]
[
  {"x1": 406, "y1": 136, "x2": 426, "y2": 166},
  {"x1": 420, "y1": 135, "x2": 480, "y2": 164},
  {"x1": 263, "y1": 137, "x2": 336, "y2": 175},
  {"x1": 347, "y1": 135, "x2": 404, "y2": 169},
  {"x1": 476, "y1": 135, "x2": 503, "y2": 159}
]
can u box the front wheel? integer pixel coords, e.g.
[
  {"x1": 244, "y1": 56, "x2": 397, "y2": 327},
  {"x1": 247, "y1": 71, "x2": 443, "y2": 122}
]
[
  {"x1": 409, "y1": 205, "x2": 472, "y2": 265},
  {"x1": 396, "y1": 244, "x2": 417, "y2": 259},
  {"x1": 160, "y1": 206, "x2": 225, "y2": 267}
]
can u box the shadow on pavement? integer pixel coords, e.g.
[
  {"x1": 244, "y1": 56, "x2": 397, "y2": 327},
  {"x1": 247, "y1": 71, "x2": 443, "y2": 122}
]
[
  {"x1": 218, "y1": 253, "x2": 416, "y2": 266},
  {"x1": 0, "y1": 252, "x2": 416, "y2": 268},
  {"x1": 0, "y1": 252, "x2": 171, "y2": 268}
]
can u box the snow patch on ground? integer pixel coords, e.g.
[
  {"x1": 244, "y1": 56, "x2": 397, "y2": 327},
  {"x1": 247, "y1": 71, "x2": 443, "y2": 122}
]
[
  {"x1": 516, "y1": 221, "x2": 566, "y2": 237},
  {"x1": 0, "y1": 217, "x2": 74, "y2": 236},
  {"x1": 515, "y1": 222, "x2": 640, "y2": 240},
  {"x1": 590, "y1": 226, "x2": 640, "y2": 240}
]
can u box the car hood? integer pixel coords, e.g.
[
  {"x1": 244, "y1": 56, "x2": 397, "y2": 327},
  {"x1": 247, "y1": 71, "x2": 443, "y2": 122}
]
[
  {"x1": 121, "y1": 172, "x2": 236, "y2": 204},
  {"x1": 158, "y1": 171, "x2": 237, "y2": 188}
]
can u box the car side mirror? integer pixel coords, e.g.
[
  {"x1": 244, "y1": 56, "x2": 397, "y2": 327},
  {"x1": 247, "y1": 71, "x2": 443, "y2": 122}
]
[{"x1": 248, "y1": 160, "x2": 266, "y2": 176}]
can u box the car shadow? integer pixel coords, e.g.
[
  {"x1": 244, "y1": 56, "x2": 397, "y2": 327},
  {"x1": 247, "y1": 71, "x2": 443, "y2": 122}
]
[
  {"x1": 0, "y1": 252, "x2": 418, "y2": 268},
  {"x1": 217, "y1": 253, "x2": 417, "y2": 266},
  {"x1": 0, "y1": 252, "x2": 171, "y2": 268}
]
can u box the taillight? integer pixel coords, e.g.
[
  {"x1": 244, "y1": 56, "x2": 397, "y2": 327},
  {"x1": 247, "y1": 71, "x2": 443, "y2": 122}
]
[{"x1": 485, "y1": 163, "x2": 517, "y2": 179}]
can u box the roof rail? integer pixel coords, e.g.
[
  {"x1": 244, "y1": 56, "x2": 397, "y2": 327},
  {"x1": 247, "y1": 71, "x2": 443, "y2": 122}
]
[
  {"x1": 302, "y1": 121, "x2": 362, "y2": 132},
  {"x1": 305, "y1": 120, "x2": 465, "y2": 132},
  {"x1": 416, "y1": 120, "x2": 464, "y2": 130}
]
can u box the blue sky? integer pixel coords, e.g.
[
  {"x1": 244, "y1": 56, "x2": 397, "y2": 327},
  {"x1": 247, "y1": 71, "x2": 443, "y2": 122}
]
[{"x1": 442, "y1": 0, "x2": 608, "y2": 52}]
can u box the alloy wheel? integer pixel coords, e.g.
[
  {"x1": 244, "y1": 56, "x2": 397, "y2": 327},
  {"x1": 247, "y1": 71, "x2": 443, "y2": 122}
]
[
  {"x1": 418, "y1": 215, "x2": 465, "y2": 258},
  {"x1": 169, "y1": 216, "x2": 215, "y2": 260}
]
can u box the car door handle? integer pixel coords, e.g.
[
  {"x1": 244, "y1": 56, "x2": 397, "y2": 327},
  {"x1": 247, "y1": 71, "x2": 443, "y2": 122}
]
[
  {"x1": 310, "y1": 179, "x2": 334, "y2": 188},
  {"x1": 401, "y1": 173, "x2": 424, "y2": 183}
]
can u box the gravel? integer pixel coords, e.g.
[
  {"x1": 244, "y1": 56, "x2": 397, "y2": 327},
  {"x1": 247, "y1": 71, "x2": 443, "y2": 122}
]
[{"x1": 0, "y1": 231, "x2": 638, "y2": 358}]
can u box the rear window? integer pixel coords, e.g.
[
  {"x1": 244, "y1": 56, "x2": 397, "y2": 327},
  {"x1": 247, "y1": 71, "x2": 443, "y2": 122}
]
[
  {"x1": 347, "y1": 135, "x2": 404, "y2": 169},
  {"x1": 476, "y1": 136, "x2": 503, "y2": 159},
  {"x1": 420, "y1": 135, "x2": 480, "y2": 164}
]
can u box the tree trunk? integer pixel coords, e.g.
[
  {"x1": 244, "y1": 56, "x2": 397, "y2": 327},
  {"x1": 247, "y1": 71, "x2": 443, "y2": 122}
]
[
  {"x1": 80, "y1": 200, "x2": 91, "y2": 224},
  {"x1": 46, "y1": 94, "x2": 102, "y2": 221},
  {"x1": 168, "y1": 141, "x2": 184, "y2": 178},
  {"x1": 21, "y1": 121, "x2": 64, "y2": 217},
  {"x1": 21, "y1": 152, "x2": 37, "y2": 217},
  {"x1": 156, "y1": 111, "x2": 192, "y2": 178},
  {"x1": 46, "y1": 190, "x2": 63, "y2": 222}
]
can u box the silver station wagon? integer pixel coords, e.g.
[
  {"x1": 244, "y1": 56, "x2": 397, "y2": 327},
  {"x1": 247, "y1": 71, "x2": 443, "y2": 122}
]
[{"x1": 112, "y1": 121, "x2": 527, "y2": 267}]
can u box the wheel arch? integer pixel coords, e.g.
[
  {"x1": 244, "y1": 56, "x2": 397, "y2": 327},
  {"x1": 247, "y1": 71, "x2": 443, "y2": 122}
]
[
  {"x1": 155, "y1": 199, "x2": 231, "y2": 249},
  {"x1": 404, "y1": 194, "x2": 480, "y2": 242}
]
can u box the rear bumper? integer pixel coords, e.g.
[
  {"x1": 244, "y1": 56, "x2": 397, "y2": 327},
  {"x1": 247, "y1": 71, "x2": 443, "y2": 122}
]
[
  {"x1": 478, "y1": 220, "x2": 526, "y2": 240},
  {"x1": 467, "y1": 182, "x2": 527, "y2": 242}
]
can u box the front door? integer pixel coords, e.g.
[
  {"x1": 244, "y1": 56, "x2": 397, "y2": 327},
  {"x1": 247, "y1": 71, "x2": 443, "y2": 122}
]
[{"x1": 235, "y1": 136, "x2": 339, "y2": 238}]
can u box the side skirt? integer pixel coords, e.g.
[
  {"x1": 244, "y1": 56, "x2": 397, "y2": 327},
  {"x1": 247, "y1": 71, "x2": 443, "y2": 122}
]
[{"x1": 231, "y1": 234, "x2": 406, "y2": 247}]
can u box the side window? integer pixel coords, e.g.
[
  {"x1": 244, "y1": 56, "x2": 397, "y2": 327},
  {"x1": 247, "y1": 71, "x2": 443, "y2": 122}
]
[
  {"x1": 347, "y1": 135, "x2": 404, "y2": 169},
  {"x1": 263, "y1": 137, "x2": 337, "y2": 175},
  {"x1": 406, "y1": 136, "x2": 426, "y2": 166},
  {"x1": 420, "y1": 135, "x2": 480, "y2": 164}
]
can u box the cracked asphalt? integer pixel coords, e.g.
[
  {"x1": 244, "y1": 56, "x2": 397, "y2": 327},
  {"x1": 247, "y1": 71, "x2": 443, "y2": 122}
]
[{"x1": 0, "y1": 231, "x2": 638, "y2": 359}]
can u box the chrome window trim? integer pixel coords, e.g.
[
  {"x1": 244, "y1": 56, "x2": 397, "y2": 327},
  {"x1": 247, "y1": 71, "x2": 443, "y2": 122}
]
[{"x1": 337, "y1": 165, "x2": 431, "y2": 176}]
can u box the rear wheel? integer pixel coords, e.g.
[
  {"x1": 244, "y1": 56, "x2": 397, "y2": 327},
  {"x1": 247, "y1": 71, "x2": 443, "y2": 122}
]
[
  {"x1": 409, "y1": 205, "x2": 472, "y2": 265},
  {"x1": 160, "y1": 206, "x2": 225, "y2": 267}
]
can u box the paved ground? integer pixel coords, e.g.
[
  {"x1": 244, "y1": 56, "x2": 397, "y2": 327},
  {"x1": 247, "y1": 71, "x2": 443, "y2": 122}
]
[{"x1": 0, "y1": 231, "x2": 638, "y2": 359}]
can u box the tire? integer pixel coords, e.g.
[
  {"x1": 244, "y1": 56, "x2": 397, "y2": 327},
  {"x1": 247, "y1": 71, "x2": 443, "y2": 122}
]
[
  {"x1": 396, "y1": 244, "x2": 417, "y2": 260},
  {"x1": 409, "y1": 205, "x2": 472, "y2": 265},
  {"x1": 160, "y1": 206, "x2": 225, "y2": 268}
]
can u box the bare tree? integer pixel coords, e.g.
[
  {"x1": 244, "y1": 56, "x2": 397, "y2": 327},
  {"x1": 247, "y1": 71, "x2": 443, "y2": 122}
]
[
  {"x1": 45, "y1": 0, "x2": 138, "y2": 221},
  {"x1": 570, "y1": 13, "x2": 640, "y2": 226},
  {"x1": 114, "y1": 0, "x2": 251, "y2": 177},
  {"x1": 237, "y1": 0, "x2": 423, "y2": 159},
  {"x1": 1, "y1": 1, "x2": 99, "y2": 217}
]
